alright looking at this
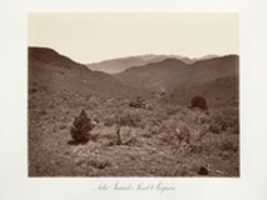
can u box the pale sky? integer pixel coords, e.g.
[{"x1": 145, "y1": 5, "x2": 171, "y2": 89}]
[{"x1": 28, "y1": 13, "x2": 239, "y2": 63}]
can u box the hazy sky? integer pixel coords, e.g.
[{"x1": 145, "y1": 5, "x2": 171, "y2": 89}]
[{"x1": 29, "y1": 13, "x2": 239, "y2": 63}]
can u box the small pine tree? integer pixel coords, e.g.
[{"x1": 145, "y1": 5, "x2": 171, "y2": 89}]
[{"x1": 70, "y1": 110, "x2": 93, "y2": 144}]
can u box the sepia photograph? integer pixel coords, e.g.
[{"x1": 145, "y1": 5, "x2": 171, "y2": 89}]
[{"x1": 28, "y1": 13, "x2": 239, "y2": 177}]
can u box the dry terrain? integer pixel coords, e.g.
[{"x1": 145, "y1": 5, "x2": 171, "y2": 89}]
[{"x1": 28, "y1": 47, "x2": 239, "y2": 177}]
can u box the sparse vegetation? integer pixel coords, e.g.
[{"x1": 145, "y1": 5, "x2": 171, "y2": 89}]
[
  {"x1": 119, "y1": 110, "x2": 143, "y2": 128},
  {"x1": 129, "y1": 96, "x2": 146, "y2": 108},
  {"x1": 209, "y1": 108, "x2": 239, "y2": 135},
  {"x1": 28, "y1": 47, "x2": 239, "y2": 177}
]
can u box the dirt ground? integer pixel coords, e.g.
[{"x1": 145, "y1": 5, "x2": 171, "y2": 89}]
[{"x1": 28, "y1": 89, "x2": 239, "y2": 177}]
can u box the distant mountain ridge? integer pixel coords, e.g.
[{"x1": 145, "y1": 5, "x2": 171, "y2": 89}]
[{"x1": 86, "y1": 54, "x2": 218, "y2": 74}]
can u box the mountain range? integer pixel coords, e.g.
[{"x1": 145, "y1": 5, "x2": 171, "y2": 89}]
[
  {"x1": 86, "y1": 54, "x2": 218, "y2": 74},
  {"x1": 29, "y1": 47, "x2": 238, "y2": 106}
]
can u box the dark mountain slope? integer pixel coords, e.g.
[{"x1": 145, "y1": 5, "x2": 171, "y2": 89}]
[
  {"x1": 28, "y1": 47, "x2": 147, "y2": 98},
  {"x1": 116, "y1": 55, "x2": 239, "y2": 94}
]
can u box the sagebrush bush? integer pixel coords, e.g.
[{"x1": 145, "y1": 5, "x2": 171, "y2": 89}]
[
  {"x1": 129, "y1": 96, "x2": 146, "y2": 108},
  {"x1": 165, "y1": 105, "x2": 181, "y2": 116},
  {"x1": 104, "y1": 114, "x2": 117, "y2": 127},
  {"x1": 190, "y1": 96, "x2": 208, "y2": 110},
  {"x1": 175, "y1": 121, "x2": 191, "y2": 145},
  {"x1": 209, "y1": 122, "x2": 223, "y2": 134},
  {"x1": 119, "y1": 110, "x2": 143, "y2": 128},
  {"x1": 70, "y1": 110, "x2": 94, "y2": 144},
  {"x1": 219, "y1": 139, "x2": 238, "y2": 152},
  {"x1": 209, "y1": 108, "x2": 238, "y2": 134},
  {"x1": 88, "y1": 158, "x2": 111, "y2": 169},
  {"x1": 157, "y1": 119, "x2": 191, "y2": 146}
]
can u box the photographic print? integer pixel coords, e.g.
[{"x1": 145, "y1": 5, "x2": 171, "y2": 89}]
[{"x1": 28, "y1": 13, "x2": 239, "y2": 177}]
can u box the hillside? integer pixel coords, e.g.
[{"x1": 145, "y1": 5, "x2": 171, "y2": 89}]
[
  {"x1": 116, "y1": 55, "x2": 239, "y2": 103},
  {"x1": 28, "y1": 47, "x2": 147, "y2": 98}
]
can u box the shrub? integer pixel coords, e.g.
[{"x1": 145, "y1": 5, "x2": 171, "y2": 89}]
[
  {"x1": 198, "y1": 166, "x2": 209, "y2": 175},
  {"x1": 165, "y1": 105, "x2": 180, "y2": 116},
  {"x1": 209, "y1": 122, "x2": 222, "y2": 134},
  {"x1": 29, "y1": 87, "x2": 37, "y2": 94},
  {"x1": 104, "y1": 110, "x2": 143, "y2": 145},
  {"x1": 219, "y1": 139, "x2": 238, "y2": 152},
  {"x1": 129, "y1": 96, "x2": 146, "y2": 108},
  {"x1": 88, "y1": 158, "x2": 111, "y2": 169},
  {"x1": 157, "y1": 120, "x2": 191, "y2": 146},
  {"x1": 209, "y1": 110, "x2": 237, "y2": 134},
  {"x1": 59, "y1": 124, "x2": 67, "y2": 130},
  {"x1": 175, "y1": 122, "x2": 191, "y2": 145},
  {"x1": 119, "y1": 110, "x2": 142, "y2": 128},
  {"x1": 70, "y1": 110, "x2": 94, "y2": 144},
  {"x1": 190, "y1": 96, "x2": 208, "y2": 110},
  {"x1": 39, "y1": 110, "x2": 47, "y2": 116},
  {"x1": 104, "y1": 114, "x2": 117, "y2": 127}
]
